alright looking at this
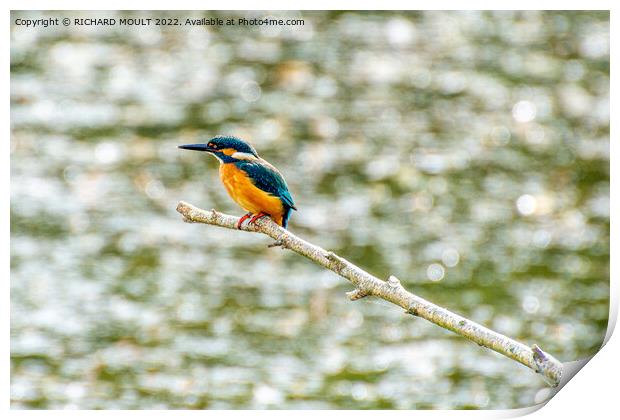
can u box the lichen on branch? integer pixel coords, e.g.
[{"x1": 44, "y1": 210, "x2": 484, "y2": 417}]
[{"x1": 176, "y1": 200, "x2": 563, "y2": 387}]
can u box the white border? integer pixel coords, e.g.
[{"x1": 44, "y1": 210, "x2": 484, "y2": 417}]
[
  {"x1": 2, "y1": 0, "x2": 617, "y2": 10},
  {"x1": 5, "y1": 1, "x2": 616, "y2": 418}
]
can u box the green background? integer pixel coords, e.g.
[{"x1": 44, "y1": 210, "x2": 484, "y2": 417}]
[{"x1": 11, "y1": 10, "x2": 609, "y2": 409}]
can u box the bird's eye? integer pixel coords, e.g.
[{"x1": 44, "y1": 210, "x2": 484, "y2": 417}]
[{"x1": 208, "y1": 142, "x2": 216, "y2": 149}]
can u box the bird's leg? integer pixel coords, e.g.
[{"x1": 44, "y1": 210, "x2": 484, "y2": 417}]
[
  {"x1": 249, "y1": 212, "x2": 268, "y2": 225},
  {"x1": 237, "y1": 212, "x2": 252, "y2": 229}
]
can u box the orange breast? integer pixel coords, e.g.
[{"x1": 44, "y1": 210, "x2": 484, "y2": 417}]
[{"x1": 219, "y1": 163, "x2": 285, "y2": 225}]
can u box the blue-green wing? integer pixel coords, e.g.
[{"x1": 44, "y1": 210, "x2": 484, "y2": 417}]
[{"x1": 235, "y1": 160, "x2": 297, "y2": 210}]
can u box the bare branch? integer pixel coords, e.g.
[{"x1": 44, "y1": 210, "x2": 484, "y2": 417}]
[
  {"x1": 346, "y1": 289, "x2": 369, "y2": 301},
  {"x1": 176, "y1": 200, "x2": 563, "y2": 387}
]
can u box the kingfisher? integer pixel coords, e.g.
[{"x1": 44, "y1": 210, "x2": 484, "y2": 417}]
[{"x1": 179, "y1": 136, "x2": 297, "y2": 229}]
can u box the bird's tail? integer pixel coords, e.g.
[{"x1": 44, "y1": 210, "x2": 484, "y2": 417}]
[{"x1": 281, "y1": 206, "x2": 294, "y2": 229}]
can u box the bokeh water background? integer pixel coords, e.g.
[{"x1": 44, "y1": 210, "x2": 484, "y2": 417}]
[{"x1": 10, "y1": 11, "x2": 609, "y2": 409}]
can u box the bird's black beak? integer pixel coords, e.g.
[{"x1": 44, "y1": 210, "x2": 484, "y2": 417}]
[{"x1": 178, "y1": 143, "x2": 215, "y2": 153}]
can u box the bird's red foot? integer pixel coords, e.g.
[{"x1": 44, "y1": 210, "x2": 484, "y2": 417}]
[
  {"x1": 237, "y1": 212, "x2": 252, "y2": 229},
  {"x1": 249, "y1": 212, "x2": 268, "y2": 225}
]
